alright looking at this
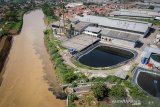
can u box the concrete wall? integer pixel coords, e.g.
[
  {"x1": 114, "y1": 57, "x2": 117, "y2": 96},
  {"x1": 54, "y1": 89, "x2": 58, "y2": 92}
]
[
  {"x1": 101, "y1": 36, "x2": 136, "y2": 48},
  {"x1": 144, "y1": 27, "x2": 150, "y2": 37},
  {"x1": 150, "y1": 58, "x2": 160, "y2": 68}
]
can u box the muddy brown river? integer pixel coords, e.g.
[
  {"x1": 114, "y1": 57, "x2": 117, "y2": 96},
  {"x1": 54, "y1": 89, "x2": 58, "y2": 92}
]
[{"x1": 0, "y1": 9, "x2": 65, "y2": 107}]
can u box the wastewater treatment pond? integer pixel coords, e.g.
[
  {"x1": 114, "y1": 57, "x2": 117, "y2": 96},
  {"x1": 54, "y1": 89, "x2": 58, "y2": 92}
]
[
  {"x1": 78, "y1": 46, "x2": 134, "y2": 68},
  {"x1": 151, "y1": 54, "x2": 160, "y2": 63},
  {"x1": 137, "y1": 71, "x2": 160, "y2": 97}
]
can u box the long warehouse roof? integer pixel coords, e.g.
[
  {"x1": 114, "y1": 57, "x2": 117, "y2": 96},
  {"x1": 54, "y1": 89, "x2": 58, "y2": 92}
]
[
  {"x1": 101, "y1": 28, "x2": 140, "y2": 42},
  {"x1": 75, "y1": 15, "x2": 152, "y2": 34},
  {"x1": 110, "y1": 9, "x2": 160, "y2": 18}
]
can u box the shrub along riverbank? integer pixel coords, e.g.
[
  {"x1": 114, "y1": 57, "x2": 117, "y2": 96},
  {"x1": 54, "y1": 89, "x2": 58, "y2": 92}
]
[
  {"x1": 0, "y1": 6, "x2": 37, "y2": 37},
  {"x1": 42, "y1": 3, "x2": 58, "y2": 25},
  {"x1": 0, "y1": 6, "x2": 30, "y2": 75},
  {"x1": 0, "y1": 36, "x2": 12, "y2": 75},
  {"x1": 44, "y1": 28, "x2": 78, "y2": 83}
]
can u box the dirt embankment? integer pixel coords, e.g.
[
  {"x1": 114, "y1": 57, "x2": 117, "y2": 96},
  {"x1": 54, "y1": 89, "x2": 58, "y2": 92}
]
[{"x1": 0, "y1": 36, "x2": 12, "y2": 74}]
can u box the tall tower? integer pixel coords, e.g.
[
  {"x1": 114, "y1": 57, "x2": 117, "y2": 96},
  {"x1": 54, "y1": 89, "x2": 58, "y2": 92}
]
[{"x1": 61, "y1": 0, "x2": 66, "y2": 34}]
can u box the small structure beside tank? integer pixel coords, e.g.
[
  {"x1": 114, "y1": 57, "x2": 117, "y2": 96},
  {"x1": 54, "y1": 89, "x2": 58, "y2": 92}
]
[
  {"x1": 141, "y1": 47, "x2": 160, "y2": 66},
  {"x1": 154, "y1": 34, "x2": 160, "y2": 44}
]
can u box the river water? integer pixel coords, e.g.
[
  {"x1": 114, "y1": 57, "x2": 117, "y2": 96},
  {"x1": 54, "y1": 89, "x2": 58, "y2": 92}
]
[{"x1": 0, "y1": 9, "x2": 65, "y2": 107}]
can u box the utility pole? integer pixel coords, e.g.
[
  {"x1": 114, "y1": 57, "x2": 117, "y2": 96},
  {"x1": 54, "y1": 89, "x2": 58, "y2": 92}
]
[{"x1": 61, "y1": 0, "x2": 65, "y2": 35}]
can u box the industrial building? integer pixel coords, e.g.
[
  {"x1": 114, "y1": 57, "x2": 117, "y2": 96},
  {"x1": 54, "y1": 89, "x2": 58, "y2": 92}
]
[
  {"x1": 65, "y1": 3, "x2": 83, "y2": 8},
  {"x1": 83, "y1": 26, "x2": 140, "y2": 48},
  {"x1": 69, "y1": 18, "x2": 141, "y2": 48},
  {"x1": 51, "y1": 20, "x2": 64, "y2": 34},
  {"x1": 75, "y1": 14, "x2": 152, "y2": 37},
  {"x1": 74, "y1": 21, "x2": 93, "y2": 35},
  {"x1": 110, "y1": 9, "x2": 160, "y2": 19},
  {"x1": 61, "y1": 34, "x2": 100, "y2": 52},
  {"x1": 83, "y1": 26, "x2": 101, "y2": 37},
  {"x1": 52, "y1": 14, "x2": 152, "y2": 48},
  {"x1": 100, "y1": 28, "x2": 140, "y2": 48},
  {"x1": 141, "y1": 47, "x2": 160, "y2": 67}
]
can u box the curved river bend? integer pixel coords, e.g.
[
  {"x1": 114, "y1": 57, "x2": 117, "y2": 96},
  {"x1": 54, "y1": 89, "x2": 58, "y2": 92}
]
[{"x1": 0, "y1": 10, "x2": 65, "y2": 107}]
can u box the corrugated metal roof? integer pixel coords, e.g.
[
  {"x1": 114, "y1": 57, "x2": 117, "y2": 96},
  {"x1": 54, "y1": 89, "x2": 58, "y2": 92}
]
[
  {"x1": 84, "y1": 26, "x2": 101, "y2": 33},
  {"x1": 52, "y1": 20, "x2": 64, "y2": 28},
  {"x1": 74, "y1": 21, "x2": 91, "y2": 31},
  {"x1": 61, "y1": 34, "x2": 99, "y2": 51},
  {"x1": 101, "y1": 28, "x2": 140, "y2": 42},
  {"x1": 110, "y1": 9, "x2": 160, "y2": 18},
  {"x1": 75, "y1": 15, "x2": 152, "y2": 34}
]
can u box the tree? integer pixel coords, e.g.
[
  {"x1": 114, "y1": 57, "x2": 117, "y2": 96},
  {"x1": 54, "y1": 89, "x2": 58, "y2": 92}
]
[
  {"x1": 69, "y1": 93, "x2": 78, "y2": 102},
  {"x1": 42, "y1": 3, "x2": 53, "y2": 17},
  {"x1": 64, "y1": 71, "x2": 77, "y2": 83},
  {"x1": 68, "y1": 24, "x2": 74, "y2": 38},
  {"x1": 71, "y1": 82, "x2": 77, "y2": 87},
  {"x1": 91, "y1": 82, "x2": 109, "y2": 100},
  {"x1": 109, "y1": 84, "x2": 127, "y2": 99}
]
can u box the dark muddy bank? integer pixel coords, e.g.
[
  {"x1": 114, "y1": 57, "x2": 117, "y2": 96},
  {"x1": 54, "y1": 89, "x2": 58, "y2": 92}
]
[{"x1": 0, "y1": 36, "x2": 12, "y2": 84}]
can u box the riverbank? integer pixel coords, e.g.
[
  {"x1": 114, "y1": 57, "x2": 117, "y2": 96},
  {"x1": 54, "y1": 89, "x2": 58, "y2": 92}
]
[
  {"x1": 44, "y1": 28, "x2": 77, "y2": 84},
  {"x1": 0, "y1": 8, "x2": 31, "y2": 82},
  {"x1": 0, "y1": 36, "x2": 12, "y2": 84},
  {"x1": 0, "y1": 6, "x2": 32, "y2": 76},
  {"x1": 0, "y1": 9, "x2": 65, "y2": 107}
]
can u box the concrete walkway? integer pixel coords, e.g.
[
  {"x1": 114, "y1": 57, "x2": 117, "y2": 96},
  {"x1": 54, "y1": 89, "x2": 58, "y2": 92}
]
[{"x1": 60, "y1": 47, "x2": 139, "y2": 79}]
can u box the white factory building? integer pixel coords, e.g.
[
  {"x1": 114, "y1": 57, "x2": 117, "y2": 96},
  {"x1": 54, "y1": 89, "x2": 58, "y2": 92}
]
[
  {"x1": 70, "y1": 14, "x2": 153, "y2": 48},
  {"x1": 75, "y1": 14, "x2": 152, "y2": 37},
  {"x1": 100, "y1": 28, "x2": 140, "y2": 48},
  {"x1": 65, "y1": 3, "x2": 83, "y2": 8},
  {"x1": 110, "y1": 9, "x2": 160, "y2": 19}
]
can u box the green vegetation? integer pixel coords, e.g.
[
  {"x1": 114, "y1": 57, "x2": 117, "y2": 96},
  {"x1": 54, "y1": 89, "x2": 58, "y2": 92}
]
[
  {"x1": 91, "y1": 82, "x2": 109, "y2": 100},
  {"x1": 8, "y1": 0, "x2": 28, "y2": 4},
  {"x1": 68, "y1": 93, "x2": 78, "y2": 102},
  {"x1": 123, "y1": 81, "x2": 146, "y2": 98},
  {"x1": 86, "y1": 95, "x2": 94, "y2": 106},
  {"x1": 2, "y1": 10, "x2": 24, "y2": 35},
  {"x1": 77, "y1": 72, "x2": 89, "y2": 83},
  {"x1": 68, "y1": 94, "x2": 78, "y2": 107},
  {"x1": 68, "y1": 24, "x2": 74, "y2": 38},
  {"x1": 91, "y1": 75, "x2": 146, "y2": 99},
  {"x1": 44, "y1": 28, "x2": 78, "y2": 83},
  {"x1": 109, "y1": 84, "x2": 127, "y2": 99},
  {"x1": 42, "y1": 3, "x2": 58, "y2": 25},
  {"x1": 91, "y1": 76, "x2": 123, "y2": 84},
  {"x1": 0, "y1": 4, "x2": 36, "y2": 37},
  {"x1": 71, "y1": 82, "x2": 77, "y2": 88}
]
